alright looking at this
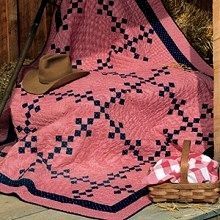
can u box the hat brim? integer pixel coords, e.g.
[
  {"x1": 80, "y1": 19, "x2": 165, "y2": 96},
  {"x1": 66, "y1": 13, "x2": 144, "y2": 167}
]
[{"x1": 22, "y1": 68, "x2": 90, "y2": 95}]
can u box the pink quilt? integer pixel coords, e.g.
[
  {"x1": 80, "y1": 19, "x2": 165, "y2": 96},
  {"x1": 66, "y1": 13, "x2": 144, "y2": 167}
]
[{"x1": 0, "y1": 0, "x2": 213, "y2": 219}]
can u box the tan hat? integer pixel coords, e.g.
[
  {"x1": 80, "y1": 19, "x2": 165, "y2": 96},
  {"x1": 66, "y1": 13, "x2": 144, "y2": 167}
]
[{"x1": 22, "y1": 53, "x2": 90, "y2": 95}]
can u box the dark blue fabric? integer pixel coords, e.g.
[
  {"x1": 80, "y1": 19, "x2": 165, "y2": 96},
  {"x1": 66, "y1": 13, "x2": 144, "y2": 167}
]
[{"x1": 0, "y1": 173, "x2": 148, "y2": 212}]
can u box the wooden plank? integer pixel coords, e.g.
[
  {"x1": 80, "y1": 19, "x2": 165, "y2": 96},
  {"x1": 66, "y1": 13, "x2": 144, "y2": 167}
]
[
  {"x1": 17, "y1": 209, "x2": 88, "y2": 220},
  {"x1": 0, "y1": 0, "x2": 19, "y2": 65},
  {"x1": 17, "y1": 0, "x2": 49, "y2": 60},
  {"x1": 1, "y1": 194, "x2": 220, "y2": 220},
  {"x1": 0, "y1": 1, "x2": 9, "y2": 66},
  {"x1": 0, "y1": 194, "x2": 47, "y2": 220},
  {"x1": 131, "y1": 203, "x2": 220, "y2": 220},
  {"x1": 213, "y1": 0, "x2": 220, "y2": 162},
  {"x1": 5, "y1": 0, "x2": 19, "y2": 63},
  {"x1": 9, "y1": 201, "x2": 220, "y2": 220}
]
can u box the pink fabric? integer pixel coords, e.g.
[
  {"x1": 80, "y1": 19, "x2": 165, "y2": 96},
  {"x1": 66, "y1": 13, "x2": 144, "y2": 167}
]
[
  {"x1": 142, "y1": 154, "x2": 218, "y2": 185},
  {"x1": 0, "y1": 0, "x2": 214, "y2": 219}
]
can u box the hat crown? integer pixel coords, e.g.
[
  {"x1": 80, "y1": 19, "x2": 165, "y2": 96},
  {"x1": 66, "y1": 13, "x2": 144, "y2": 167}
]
[{"x1": 39, "y1": 54, "x2": 73, "y2": 84}]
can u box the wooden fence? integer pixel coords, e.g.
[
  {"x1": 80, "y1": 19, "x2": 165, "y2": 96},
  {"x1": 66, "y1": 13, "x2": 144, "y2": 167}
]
[{"x1": 0, "y1": 0, "x2": 53, "y2": 66}]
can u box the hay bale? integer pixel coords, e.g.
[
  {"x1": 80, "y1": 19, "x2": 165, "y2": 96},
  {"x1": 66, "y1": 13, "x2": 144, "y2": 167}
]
[
  {"x1": 162, "y1": 0, "x2": 212, "y2": 63},
  {"x1": 0, "y1": 59, "x2": 32, "y2": 102},
  {"x1": 0, "y1": 62, "x2": 16, "y2": 102}
]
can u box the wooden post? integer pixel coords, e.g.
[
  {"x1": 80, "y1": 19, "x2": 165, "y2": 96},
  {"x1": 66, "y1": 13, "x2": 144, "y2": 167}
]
[
  {"x1": 0, "y1": 0, "x2": 18, "y2": 66},
  {"x1": 213, "y1": 0, "x2": 220, "y2": 162},
  {"x1": 0, "y1": 1, "x2": 8, "y2": 65},
  {"x1": 18, "y1": 0, "x2": 49, "y2": 60},
  {"x1": 6, "y1": 0, "x2": 19, "y2": 62}
]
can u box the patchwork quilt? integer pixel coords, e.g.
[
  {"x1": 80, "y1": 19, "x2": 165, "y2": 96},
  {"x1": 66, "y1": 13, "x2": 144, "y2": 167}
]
[{"x1": 0, "y1": 0, "x2": 213, "y2": 219}]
